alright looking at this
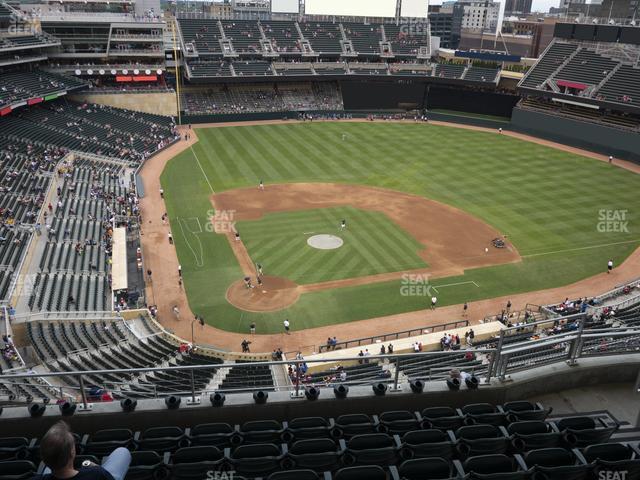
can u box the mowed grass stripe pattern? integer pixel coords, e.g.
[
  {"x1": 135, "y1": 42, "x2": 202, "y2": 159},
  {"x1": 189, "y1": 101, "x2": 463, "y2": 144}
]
[
  {"x1": 238, "y1": 206, "x2": 427, "y2": 284},
  {"x1": 161, "y1": 122, "x2": 640, "y2": 333}
]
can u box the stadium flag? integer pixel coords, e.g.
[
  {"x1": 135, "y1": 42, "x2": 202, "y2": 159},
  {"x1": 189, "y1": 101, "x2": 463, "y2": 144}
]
[
  {"x1": 0, "y1": 107, "x2": 12, "y2": 116},
  {"x1": 27, "y1": 97, "x2": 44, "y2": 105},
  {"x1": 44, "y1": 93, "x2": 59, "y2": 101}
]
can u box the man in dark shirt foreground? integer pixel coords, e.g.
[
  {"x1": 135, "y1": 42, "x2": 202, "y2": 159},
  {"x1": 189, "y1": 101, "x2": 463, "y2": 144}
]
[{"x1": 35, "y1": 421, "x2": 131, "y2": 480}]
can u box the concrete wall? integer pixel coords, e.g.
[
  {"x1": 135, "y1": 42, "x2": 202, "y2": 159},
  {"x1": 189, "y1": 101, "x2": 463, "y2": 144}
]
[{"x1": 69, "y1": 92, "x2": 178, "y2": 117}]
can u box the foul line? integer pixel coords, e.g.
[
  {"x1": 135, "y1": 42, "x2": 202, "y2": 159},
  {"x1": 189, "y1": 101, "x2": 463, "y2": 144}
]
[
  {"x1": 191, "y1": 145, "x2": 215, "y2": 194},
  {"x1": 523, "y1": 239, "x2": 640, "y2": 258},
  {"x1": 431, "y1": 280, "x2": 480, "y2": 294}
]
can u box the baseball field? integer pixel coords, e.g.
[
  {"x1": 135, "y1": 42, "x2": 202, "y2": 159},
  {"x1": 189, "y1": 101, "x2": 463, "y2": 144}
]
[{"x1": 160, "y1": 121, "x2": 639, "y2": 334}]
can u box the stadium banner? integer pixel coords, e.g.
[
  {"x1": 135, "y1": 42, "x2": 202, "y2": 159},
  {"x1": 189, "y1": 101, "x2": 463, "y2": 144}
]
[
  {"x1": 116, "y1": 76, "x2": 133, "y2": 82},
  {"x1": 271, "y1": 0, "x2": 299, "y2": 13},
  {"x1": 305, "y1": 0, "x2": 396, "y2": 17},
  {"x1": 0, "y1": 107, "x2": 12, "y2": 116},
  {"x1": 132, "y1": 75, "x2": 158, "y2": 82},
  {"x1": 44, "y1": 94, "x2": 59, "y2": 101},
  {"x1": 27, "y1": 97, "x2": 43, "y2": 105}
]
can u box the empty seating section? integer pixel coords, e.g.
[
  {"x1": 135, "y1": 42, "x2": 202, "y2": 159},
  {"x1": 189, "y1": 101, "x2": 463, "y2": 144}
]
[
  {"x1": 0, "y1": 70, "x2": 85, "y2": 108},
  {"x1": 520, "y1": 41, "x2": 579, "y2": 88},
  {"x1": 220, "y1": 362, "x2": 274, "y2": 393},
  {"x1": 188, "y1": 61, "x2": 232, "y2": 78},
  {"x1": 0, "y1": 401, "x2": 634, "y2": 480},
  {"x1": 400, "y1": 351, "x2": 484, "y2": 379},
  {"x1": 181, "y1": 83, "x2": 343, "y2": 115},
  {"x1": 465, "y1": 66, "x2": 499, "y2": 83},
  {"x1": 0, "y1": 2, "x2": 13, "y2": 21},
  {"x1": 598, "y1": 65, "x2": 640, "y2": 107},
  {"x1": 349, "y1": 64, "x2": 388, "y2": 75},
  {"x1": 261, "y1": 20, "x2": 300, "y2": 54},
  {"x1": 615, "y1": 304, "x2": 640, "y2": 328},
  {"x1": 343, "y1": 23, "x2": 383, "y2": 56},
  {"x1": 28, "y1": 272, "x2": 108, "y2": 312},
  {"x1": 434, "y1": 63, "x2": 466, "y2": 79},
  {"x1": 0, "y1": 100, "x2": 176, "y2": 162},
  {"x1": 221, "y1": 20, "x2": 262, "y2": 54},
  {"x1": 384, "y1": 24, "x2": 428, "y2": 56},
  {"x1": 177, "y1": 18, "x2": 223, "y2": 55},
  {"x1": 554, "y1": 48, "x2": 618, "y2": 86},
  {"x1": 26, "y1": 319, "x2": 223, "y2": 398},
  {"x1": 233, "y1": 61, "x2": 273, "y2": 77},
  {"x1": 0, "y1": 34, "x2": 55, "y2": 50},
  {"x1": 300, "y1": 22, "x2": 342, "y2": 55},
  {"x1": 314, "y1": 65, "x2": 348, "y2": 75},
  {"x1": 276, "y1": 64, "x2": 314, "y2": 76}
]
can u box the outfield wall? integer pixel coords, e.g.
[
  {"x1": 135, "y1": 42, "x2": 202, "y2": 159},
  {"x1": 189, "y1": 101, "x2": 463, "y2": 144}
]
[{"x1": 511, "y1": 107, "x2": 640, "y2": 163}]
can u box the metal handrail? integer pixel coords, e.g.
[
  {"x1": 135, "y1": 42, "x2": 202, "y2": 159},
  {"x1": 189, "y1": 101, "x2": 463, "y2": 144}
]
[{"x1": 2, "y1": 325, "x2": 640, "y2": 408}]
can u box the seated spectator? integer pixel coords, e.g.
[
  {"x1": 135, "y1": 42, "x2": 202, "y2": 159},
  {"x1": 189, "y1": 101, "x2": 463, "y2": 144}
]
[{"x1": 35, "y1": 421, "x2": 131, "y2": 480}]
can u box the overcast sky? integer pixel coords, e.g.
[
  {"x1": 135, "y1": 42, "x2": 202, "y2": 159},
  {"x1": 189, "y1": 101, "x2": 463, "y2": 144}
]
[{"x1": 429, "y1": 0, "x2": 561, "y2": 12}]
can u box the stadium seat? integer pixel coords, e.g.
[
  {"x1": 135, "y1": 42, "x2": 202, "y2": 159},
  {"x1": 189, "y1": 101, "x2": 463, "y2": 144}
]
[
  {"x1": 227, "y1": 443, "x2": 284, "y2": 477},
  {"x1": 187, "y1": 423, "x2": 238, "y2": 448},
  {"x1": 507, "y1": 421, "x2": 563, "y2": 452},
  {"x1": 377, "y1": 411, "x2": 420, "y2": 435},
  {"x1": 583, "y1": 443, "x2": 640, "y2": 478},
  {"x1": 285, "y1": 438, "x2": 342, "y2": 472},
  {"x1": 455, "y1": 424, "x2": 510, "y2": 457},
  {"x1": 267, "y1": 470, "x2": 322, "y2": 480},
  {"x1": 523, "y1": 448, "x2": 590, "y2": 480},
  {"x1": 168, "y1": 446, "x2": 226, "y2": 479},
  {"x1": 284, "y1": 417, "x2": 333, "y2": 442},
  {"x1": 421, "y1": 407, "x2": 465, "y2": 430},
  {"x1": 340, "y1": 433, "x2": 399, "y2": 467},
  {"x1": 332, "y1": 465, "x2": 389, "y2": 480},
  {"x1": 461, "y1": 404, "x2": 507, "y2": 426},
  {"x1": 135, "y1": 427, "x2": 187, "y2": 452},
  {"x1": 82, "y1": 429, "x2": 135, "y2": 456},
  {"x1": 0, "y1": 460, "x2": 38, "y2": 480},
  {"x1": 0, "y1": 438, "x2": 34, "y2": 461},
  {"x1": 553, "y1": 417, "x2": 619, "y2": 447},
  {"x1": 500, "y1": 401, "x2": 551, "y2": 422},
  {"x1": 240, "y1": 420, "x2": 285, "y2": 444},
  {"x1": 125, "y1": 451, "x2": 168, "y2": 480},
  {"x1": 332, "y1": 414, "x2": 378, "y2": 439},
  {"x1": 398, "y1": 429, "x2": 456, "y2": 460},
  {"x1": 398, "y1": 457, "x2": 460, "y2": 479},
  {"x1": 462, "y1": 453, "x2": 529, "y2": 480}
]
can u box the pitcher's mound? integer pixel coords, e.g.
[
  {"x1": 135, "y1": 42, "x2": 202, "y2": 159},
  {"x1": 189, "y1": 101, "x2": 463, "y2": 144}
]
[
  {"x1": 307, "y1": 234, "x2": 344, "y2": 250},
  {"x1": 226, "y1": 275, "x2": 300, "y2": 312}
]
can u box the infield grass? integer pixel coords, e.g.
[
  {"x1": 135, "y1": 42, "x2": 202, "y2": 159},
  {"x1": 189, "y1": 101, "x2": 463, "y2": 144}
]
[
  {"x1": 160, "y1": 122, "x2": 640, "y2": 334},
  {"x1": 238, "y1": 206, "x2": 428, "y2": 284}
]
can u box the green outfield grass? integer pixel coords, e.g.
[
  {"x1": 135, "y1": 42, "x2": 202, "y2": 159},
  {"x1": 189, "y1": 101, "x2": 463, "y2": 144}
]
[
  {"x1": 160, "y1": 122, "x2": 640, "y2": 334},
  {"x1": 238, "y1": 206, "x2": 427, "y2": 284}
]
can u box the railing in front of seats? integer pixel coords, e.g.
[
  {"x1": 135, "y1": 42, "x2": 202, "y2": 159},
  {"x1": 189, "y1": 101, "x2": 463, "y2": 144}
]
[{"x1": 2, "y1": 322, "x2": 640, "y2": 410}]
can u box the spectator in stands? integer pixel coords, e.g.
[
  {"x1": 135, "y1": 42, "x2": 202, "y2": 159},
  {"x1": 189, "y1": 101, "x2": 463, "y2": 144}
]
[{"x1": 36, "y1": 421, "x2": 131, "y2": 480}]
